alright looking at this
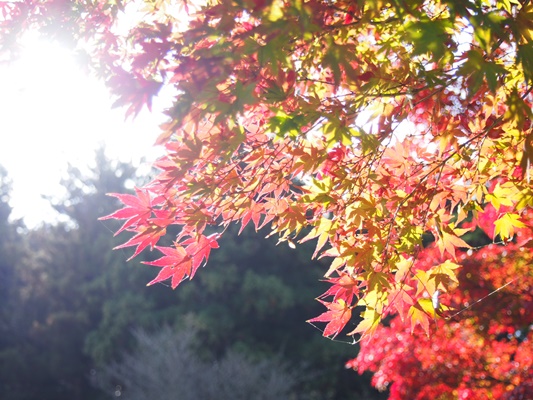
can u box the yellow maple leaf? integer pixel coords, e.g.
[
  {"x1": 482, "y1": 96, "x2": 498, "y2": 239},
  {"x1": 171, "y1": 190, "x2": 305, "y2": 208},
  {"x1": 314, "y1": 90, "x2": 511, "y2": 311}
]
[
  {"x1": 494, "y1": 213, "x2": 526, "y2": 240},
  {"x1": 407, "y1": 298, "x2": 434, "y2": 336}
]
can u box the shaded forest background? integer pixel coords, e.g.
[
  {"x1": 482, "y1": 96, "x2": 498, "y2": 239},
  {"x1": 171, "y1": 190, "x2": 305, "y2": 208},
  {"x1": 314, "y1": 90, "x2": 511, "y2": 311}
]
[{"x1": 0, "y1": 149, "x2": 385, "y2": 399}]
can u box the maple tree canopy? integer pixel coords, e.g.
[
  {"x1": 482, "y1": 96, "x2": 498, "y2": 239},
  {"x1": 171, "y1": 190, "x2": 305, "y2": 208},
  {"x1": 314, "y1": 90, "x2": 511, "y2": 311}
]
[{"x1": 2, "y1": 0, "x2": 532, "y2": 396}]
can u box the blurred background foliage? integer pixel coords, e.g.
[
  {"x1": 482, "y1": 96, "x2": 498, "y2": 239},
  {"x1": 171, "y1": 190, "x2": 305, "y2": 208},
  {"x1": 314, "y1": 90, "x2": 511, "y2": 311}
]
[{"x1": 0, "y1": 149, "x2": 384, "y2": 399}]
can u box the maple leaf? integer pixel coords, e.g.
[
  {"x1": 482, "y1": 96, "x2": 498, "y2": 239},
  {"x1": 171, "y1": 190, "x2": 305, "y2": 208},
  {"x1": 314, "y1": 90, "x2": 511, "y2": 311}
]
[
  {"x1": 307, "y1": 299, "x2": 352, "y2": 338},
  {"x1": 436, "y1": 225, "x2": 471, "y2": 259},
  {"x1": 143, "y1": 246, "x2": 192, "y2": 289},
  {"x1": 428, "y1": 260, "x2": 461, "y2": 292},
  {"x1": 238, "y1": 201, "x2": 264, "y2": 234},
  {"x1": 388, "y1": 285, "x2": 415, "y2": 322},
  {"x1": 115, "y1": 225, "x2": 166, "y2": 260},
  {"x1": 347, "y1": 307, "x2": 380, "y2": 338},
  {"x1": 300, "y1": 217, "x2": 335, "y2": 259},
  {"x1": 99, "y1": 188, "x2": 154, "y2": 235},
  {"x1": 108, "y1": 69, "x2": 163, "y2": 119},
  {"x1": 181, "y1": 233, "x2": 220, "y2": 278},
  {"x1": 414, "y1": 269, "x2": 436, "y2": 298},
  {"x1": 486, "y1": 183, "x2": 517, "y2": 211},
  {"x1": 493, "y1": 213, "x2": 526, "y2": 241},
  {"x1": 17, "y1": 0, "x2": 533, "y2": 356},
  {"x1": 320, "y1": 272, "x2": 360, "y2": 304},
  {"x1": 407, "y1": 298, "x2": 433, "y2": 336}
]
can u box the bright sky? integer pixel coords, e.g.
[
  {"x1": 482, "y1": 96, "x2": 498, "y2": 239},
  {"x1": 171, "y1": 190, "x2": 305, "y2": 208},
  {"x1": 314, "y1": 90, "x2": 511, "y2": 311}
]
[{"x1": 0, "y1": 35, "x2": 167, "y2": 228}]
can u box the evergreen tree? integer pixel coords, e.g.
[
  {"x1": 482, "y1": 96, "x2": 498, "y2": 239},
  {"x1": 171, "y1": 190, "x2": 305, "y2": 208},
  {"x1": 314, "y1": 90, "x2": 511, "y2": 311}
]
[
  {"x1": 0, "y1": 166, "x2": 27, "y2": 399},
  {"x1": 0, "y1": 151, "x2": 382, "y2": 399}
]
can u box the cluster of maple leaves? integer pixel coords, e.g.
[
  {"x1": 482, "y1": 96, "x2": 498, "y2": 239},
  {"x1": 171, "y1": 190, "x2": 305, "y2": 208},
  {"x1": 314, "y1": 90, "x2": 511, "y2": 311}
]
[
  {"x1": 2, "y1": 0, "x2": 533, "y2": 397},
  {"x1": 348, "y1": 211, "x2": 533, "y2": 398}
]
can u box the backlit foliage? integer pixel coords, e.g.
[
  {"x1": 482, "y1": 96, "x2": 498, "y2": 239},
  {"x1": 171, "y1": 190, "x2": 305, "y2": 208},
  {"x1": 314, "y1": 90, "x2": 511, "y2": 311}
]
[
  {"x1": 2, "y1": 0, "x2": 532, "y2": 397},
  {"x1": 347, "y1": 212, "x2": 533, "y2": 398}
]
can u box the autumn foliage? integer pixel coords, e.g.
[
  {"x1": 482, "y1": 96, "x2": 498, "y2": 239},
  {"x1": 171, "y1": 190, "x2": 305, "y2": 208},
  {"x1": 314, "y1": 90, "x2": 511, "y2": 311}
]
[
  {"x1": 2, "y1": 0, "x2": 533, "y2": 397},
  {"x1": 347, "y1": 212, "x2": 533, "y2": 398}
]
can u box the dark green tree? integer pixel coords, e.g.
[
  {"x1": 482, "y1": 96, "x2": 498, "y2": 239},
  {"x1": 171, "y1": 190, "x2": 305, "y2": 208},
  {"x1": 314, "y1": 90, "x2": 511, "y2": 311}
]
[
  {"x1": 0, "y1": 150, "x2": 149, "y2": 400},
  {"x1": 0, "y1": 166, "x2": 27, "y2": 399},
  {"x1": 0, "y1": 151, "x2": 382, "y2": 399},
  {"x1": 154, "y1": 224, "x2": 383, "y2": 399}
]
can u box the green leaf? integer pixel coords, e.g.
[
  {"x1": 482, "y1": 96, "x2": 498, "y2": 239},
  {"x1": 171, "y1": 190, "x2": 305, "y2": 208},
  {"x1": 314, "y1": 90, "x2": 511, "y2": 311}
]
[
  {"x1": 322, "y1": 49, "x2": 342, "y2": 88},
  {"x1": 257, "y1": 35, "x2": 289, "y2": 74},
  {"x1": 517, "y1": 43, "x2": 533, "y2": 84},
  {"x1": 458, "y1": 50, "x2": 506, "y2": 95},
  {"x1": 267, "y1": 0, "x2": 285, "y2": 22},
  {"x1": 504, "y1": 89, "x2": 533, "y2": 130},
  {"x1": 232, "y1": 81, "x2": 257, "y2": 111},
  {"x1": 268, "y1": 111, "x2": 306, "y2": 139},
  {"x1": 403, "y1": 18, "x2": 452, "y2": 62}
]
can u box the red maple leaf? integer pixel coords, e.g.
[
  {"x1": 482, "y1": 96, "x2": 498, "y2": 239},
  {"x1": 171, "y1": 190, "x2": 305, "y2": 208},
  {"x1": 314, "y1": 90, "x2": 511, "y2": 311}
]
[
  {"x1": 108, "y1": 69, "x2": 162, "y2": 119},
  {"x1": 307, "y1": 299, "x2": 352, "y2": 338},
  {"x1": 320, "y1": 272, "x2": 361, "y2": 304},
  {"x1": 181, "y1": 233, "x2": 220, "y2": 278},
  {"x1": 100, "y1": 187, "x2": 153, "y2": 234},
  {"x1": 143, "y1": 246, "x2": 192, "y2": 289},
  {"x1": 115, "y1": 225, "x2": 166, "y2": 260}
]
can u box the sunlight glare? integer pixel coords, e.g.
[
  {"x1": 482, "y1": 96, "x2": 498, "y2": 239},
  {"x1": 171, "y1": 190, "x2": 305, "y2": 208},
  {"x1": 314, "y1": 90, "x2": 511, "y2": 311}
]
[{"x1": 0, "y1": 33, "x2": 165, "y2": 227}]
